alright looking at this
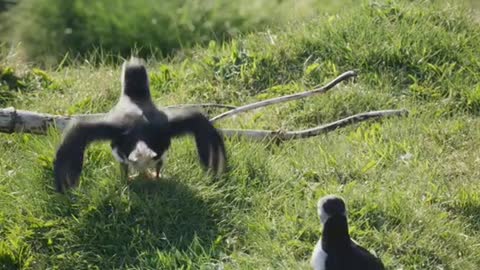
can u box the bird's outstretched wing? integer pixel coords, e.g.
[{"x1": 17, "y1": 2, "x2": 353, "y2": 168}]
[
  {"x1": 351, "y1": 242, "x2": 386, "y2": 270},
  {"x1": 54, "y1": 119, "x2": 126, "y2": 193},
  {"x1": 165, "y1": 109, "x2": 227, "y2": 175}
]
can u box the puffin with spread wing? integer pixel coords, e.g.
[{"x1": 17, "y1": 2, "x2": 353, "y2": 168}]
[{"x1": 53, "y1": 57, "x2": 226, "y2": 193}]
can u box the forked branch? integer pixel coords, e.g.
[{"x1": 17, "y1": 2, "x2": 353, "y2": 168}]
[
  {"x1": 0, "y1": 107, "x2": 408, "y2": 141},
  {"x1": 210, "y1": 70, "x2": 358, "y2": 123},
  {"x1": 71, "y1": 103, "x2": 237, "y2": 119},
  {"x1": 166, "y1": 103, "x2": 236, "y2": 110},
  {"x1": 220, "y1": 109, "x2": 408, "y2": 141},
  {"x1": 0, "y1": 70, "x2": 409, "y2": 141}
]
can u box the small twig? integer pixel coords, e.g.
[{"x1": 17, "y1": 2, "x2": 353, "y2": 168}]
[
  {"x1": 219, "y1": 109, "x2": 409, "y2": 141},
  {"x1": 210, "y1": 70, "x2": 358, "y2": 123}
]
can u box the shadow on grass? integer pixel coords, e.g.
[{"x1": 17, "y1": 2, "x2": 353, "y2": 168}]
[
  {"x1": 51, "y1": 177, "x2": 221, "y2": 268},
  {"x1": 0, "y1": 253, "x2": 19, "y2": 270},
  {"x1": 448, "y1": 200, "x2": 480, "y2": 233}
]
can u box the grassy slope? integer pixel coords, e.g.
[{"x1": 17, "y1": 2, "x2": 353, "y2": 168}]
[
  {"x1": 3, "y1": 0, "x2": 356, "y2": 66},
  {"x1": 1, "y1": 0, "x2": 480, "y2": 269}
]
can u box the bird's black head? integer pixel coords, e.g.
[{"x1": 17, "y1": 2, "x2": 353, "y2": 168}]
[
  {"x1": 317, "y1": 195, "x2": 347, "y2": 224},
  {"x1": 121, "y1": 57, "x2": 151, "y2": 101}
]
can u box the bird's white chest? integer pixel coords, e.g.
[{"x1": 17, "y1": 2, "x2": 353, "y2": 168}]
[
  {"x1": 311, "y1": 239, "x2": 327, "y2": 270},
  {"x1": 112, "y1": 141, "x2": 165, "y2": 171}
]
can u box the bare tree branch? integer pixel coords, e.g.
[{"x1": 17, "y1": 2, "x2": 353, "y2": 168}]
[
  {"x1": 0, "y1": 107, "x2": 72, "y2": 134},
  {"x1": 72, "y1": 103, "x2": 237, "y2": 119},
  {"x1": 0, "y1": 107, "x2": 408, "y2": 141},
  {"x1": 165, "y1": 103, "x2": 236, "y2": 110},
  {"x1": 210, "y1": 70, "x2": 358, "y2": 123},
  {"x1": 0, "y1": 70, "x2": 361, "y2": 138},
  {"x1": 220, "y1": 109, "x2": 408, "y2": 141}
]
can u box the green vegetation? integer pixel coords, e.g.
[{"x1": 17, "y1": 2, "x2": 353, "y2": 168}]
[
  {"x1": 2, "y1": 0, "x2": 356, "y2": 66},
  {"x1": 0, "y1": 65, "x2": 61, "y2": 106},
  {"x1": 1, "y1": 0, "x2": 480, "y2": 269}
]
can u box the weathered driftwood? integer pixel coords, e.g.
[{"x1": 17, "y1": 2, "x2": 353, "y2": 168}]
[
  {"x1": 71, "y1": 103, "x2": 237, "y2": 120},
  {"x1": 0, "y1": 103, "x2": 236, "y2": 134},
  {"x1": 0, "y1": 69, "x2": 409, "y2": 141},
  {"x1": 220, "y1": 109, "x2": 408, "y2": 141},
  {"x1": 0, "y1": 107, "x2": 408, "y2": 141},
  {"x1": 210, "y1": 70, "x2": 357, "y2": 123},
  {"x1": 165, "y1": 103, "x2": 236, "y2": 110},
  {"x1": 0, "y1": 107, "x2": 72, "y2": 134}
]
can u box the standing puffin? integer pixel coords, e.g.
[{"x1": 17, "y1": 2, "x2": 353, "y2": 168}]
[
  {"x1": 311, "y1": 195, "x2": 385, "y2": 270},
  {"x1": 53, "y1": 57, "x2": 227, "y2": 193}
]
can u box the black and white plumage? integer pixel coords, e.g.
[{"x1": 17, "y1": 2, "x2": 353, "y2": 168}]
[
  {"x1": 53, "y1": 57, "x2": 227, "y2": 193},
  {"x1": 311, "y1": 195, "x2": 385, "y2": 270}
]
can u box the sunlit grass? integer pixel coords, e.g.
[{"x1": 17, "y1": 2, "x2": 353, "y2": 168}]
[{"x1": 1, "y1": 0, "x2": 480, "y2": 269}]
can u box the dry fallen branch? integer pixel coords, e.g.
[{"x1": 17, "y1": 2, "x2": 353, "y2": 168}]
[
  {"x1": 210, "y1": 70, "x2": 358, "y2": 123},
  {"x1": 0, "y1": 103, "x2": 236, "y2": 134},
  {"x1": 220, "y1": 109, "x2": 408, "y2": 141},
  {"x1": 0, "y1": 70, "x2": 408, "y2": 141},
  {"x1": 0, "y1": 107, "x2": 73, "y2": 134},
  {"x1": 69, "y1": 103, "x2": 237, "y2": 119},
  {"x1": 0, "y1": 107, "x2": 408, "y2": 141},
  {"x1": 165, "y1": 103, "x2": 236, "y2": 110}
]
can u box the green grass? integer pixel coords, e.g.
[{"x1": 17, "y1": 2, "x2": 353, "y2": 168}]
[
  {"x1": 1, "y1": 0, "x2": 480, "y2": 269},
  {"x1": 2, "y1": 0, "x2": 357, "y2": 66}
]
